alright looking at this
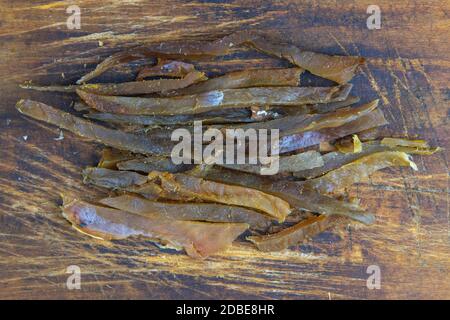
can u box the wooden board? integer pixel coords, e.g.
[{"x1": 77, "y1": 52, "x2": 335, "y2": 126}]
[{"x1": 0, "y1": 0, "x2": 449, "y2": 299}]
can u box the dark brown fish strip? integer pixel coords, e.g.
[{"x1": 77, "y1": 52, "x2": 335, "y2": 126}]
[
  {"x1": 293, "y1": 140, "x2": 440, "y2": 179},
  {"x1": 248, "y1": 215, "x2": 338, "y2": 251},
  {"x1": 188, "y1": 165, "x2": 374, "y2": 224},
  {"x1": 279, "y1": 107, "x2": 388, "y2": 153},
  {"x1": 300, "y1": 151, "x2": 417, "y2": 194},
  {"x1": 99, "y1": 194, "x2": 272, "y2": 230},
  {"x1": 77, "y1": 30, "x2": 363, "y2": 84},
  {"x1": 77, "y1": 85, "x2": 352, "y2": 115},
  {"x1": 117, "y1": 156, "x2": 192, "y2": 173},
  {"x1": 85, "y1": 107, "x2": 279, "y2": 126},
  {"x1": 163, "y1": 68, "x2": 303, "y2": 96},
  {"x1": 148, "y1": 171, "x2": 292, "y2": 222},
  {"x1": 80, "y1": 71, "x2": 206, "y2": 96},
  {"x1": 229, "y1": 99, "x2": 377, "y2": 138},
  {"x1": 136, "y1": 59, "x2": 196, "y2": 80},
  {"x1": 15, "y1": 99, "x2": 173, "y2": 156},
  {"x1": 82, "y1": 167, "x2": 148, "y2": 189}
]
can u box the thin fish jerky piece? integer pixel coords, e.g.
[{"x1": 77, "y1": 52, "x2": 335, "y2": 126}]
[
  {"x1": 202, "y1": 30, "x2": 363, "y2": 83},
  {"x1": 380, "y1": 138, "x2": 442, "y2": 155},
  {"x1": 335, "y1": 134, "x2": 362, "y2": 153},
  {"x1": 73, "y1": 101, "x2": 91, "y2": 112},
  {"x1": 188, "y1": 165, "x2": 373, "y2": 224},
  {"x1": 85, "y1": 108, "x2": 278, "y2": 126},
  {"x1": 20, "y1": 70, "x2": 206, "y2": 95},
  {"x1": 16, "y1": 99, "x2": 173, "y2": 155},
  {"x1": 279, "y1": 107, "x2": 388, "y2": 154},
  {"x1": 294, "y1": 140, "x2": 440, "y2": 179},
  {"x1": 99, "y1": 194, "x2": 272, "y2": 229},
  {"x1": 76, "y1": 38, "x2": 241, "y2": 84},
  {"x1": 137, "y1": 59, "x2": 196, "y2": 80},
  {"x1": 242, "y1": 33, "x2": 364, "y2": 84},
  {"x1": 148, "y1": 171, "x2": 292, "y2": 222},
  {"x1": 302, "y1": 151, "x2": 418, "y2": 194},
  {"x1": 124, "y1": 181, "x2": 194, "y2": 201},
  {"x1": 220, "y1": 150, "x2": 324, "y2": 174},
  {"x1": 163, "y1": 68, "x2": 303, "y2": 96},
  {"x1": 62, "y1": 196, "x2": 248, "y2": 258},
  {"x1": 248, "y1": 215, "x2": 337, "y2": 251},
  {"x1": 232, "y1": 99, "x2": 376, "y2": 138},
  {"x1": 77, "y1": 85, "x2": 352, "y2": 115},
  {"x1": 20, "y1": 83, "x2": 78, "y2": 93},
  {"x1": 82, "y1": 167, "x2": 147, "y2": 189},
  {"x1": 117, "y1": 156, "x2": 192, "y2": 173},
  {"x1": 275, "y1": 96, "x2": 360, "y2": 117},
  {"x1": 97, "y1": 148, "x2": 135, "y2": 169},
  {"x1": 80, "y1": 71, "x2": 206, "y2": 96}
]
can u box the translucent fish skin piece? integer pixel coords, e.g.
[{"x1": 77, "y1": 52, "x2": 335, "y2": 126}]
[
  {"x1": 148, "y1": 171, "x2": 292, "y2": 222},
  {"x1": 248, "y1": 215, "x2": 337, "y2": 251},
  {"x1": 301, "y1": 151, "x2": 418, "y2": 194},
  {"x1": 80, "y1": 71, "x2": 207, "y2": 96},
  {"x1": 61, "y1": 196, "x2": 249, "y2": 258},
  {"x1": 99, "y1": 194, "x2": 272, "y2": 230},
  {"x1": 15, "y1": 99, "x2": 173, "y2": 156},
  {"x1": 77, "y1": 85, "x2": 352, "y2": 115},
  {"x1": 163, "y1": 68, "x2": 303, "y2": 96}
]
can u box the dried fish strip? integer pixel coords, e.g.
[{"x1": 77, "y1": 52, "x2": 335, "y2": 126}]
[
  {"x1": 293, "y1": 139, "x2": 440, "y2": 179},
  {"x1": 220, "y1": 150, "x2": 324, "y2": 174},
  {"x1": 301, "y1": 151, "x2": 418, "y2": 194},
  {"x1": 117, "y1": 156, "x2": 192, "y2": 173},
  {"x1": 80, "y1": 71, "x2": 207, "y2": 96},
  {"x1": 188, "y1": 165, "x2": 373, "y2": 224},
  {"x1": 163, "y1": 68, "x2": 303, "y2": 96},
  {"x1": 77, "y1": 84, "x2": 352, "y2": 115},
  {"x1": 16, "y1": 99, "x2": 173, "y2": 156},
  {"x1": 148, "y1": 171, "x2": 292, "y2": 222},
  {"x1": 136, "y1": 59, "x2": 196, "y2": 80},
  {"x1": 231, "y1": 99, "x2": 377, "y2": 138},
  {"x1": 62, "y1": 196, "x2": 249, "y2": 258},
  {"x1": 85, "y1": 108, "x2": 279, "y2": 126},
  {"x1": 99, "y1": 194, "x2": 272, "y2": 229},
  {"x1": 77, "y1": 30, "x2": 363, "y2": 84},
  {"x1": 247, "y1": 215, "x2": 338, "y2": 251},
  {"x1": 279, "y1": 107, "x2": 388, "y2": 153},
  {"x1": 82, "y1": 167, "x2": 147, "y2": 189}
]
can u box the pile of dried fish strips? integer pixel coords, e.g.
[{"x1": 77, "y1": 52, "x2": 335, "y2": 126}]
[{"x1": 17, "y1": 31, "x2": 440, "y2": 258}]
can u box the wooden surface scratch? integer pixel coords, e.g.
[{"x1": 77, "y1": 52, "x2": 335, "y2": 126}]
[{"x1": 0, "y1": 0, "x2": 449, "y2": 299}]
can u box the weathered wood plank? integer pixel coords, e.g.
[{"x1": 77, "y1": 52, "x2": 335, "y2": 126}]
[{"x1": 0, "y1": 0, "x2": 449, "y2": 299}]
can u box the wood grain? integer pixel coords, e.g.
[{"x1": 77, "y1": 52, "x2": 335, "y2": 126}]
[{"x1": 0, "y1": 0, "x2": 449, "y2": 299}]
